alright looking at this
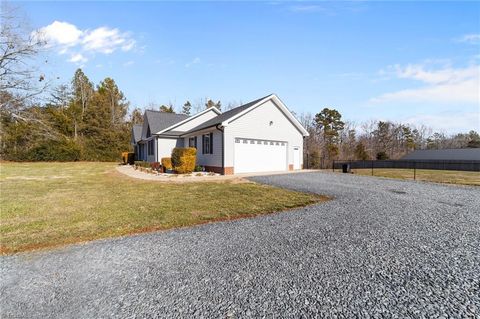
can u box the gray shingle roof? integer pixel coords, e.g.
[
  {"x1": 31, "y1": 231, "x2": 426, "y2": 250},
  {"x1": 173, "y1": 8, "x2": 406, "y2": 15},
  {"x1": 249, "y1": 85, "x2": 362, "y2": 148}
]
[
  {"x1": 186, "y1": 94, "x2": 273, "y2": 133},
  {"x1": 132, "y1": 124, "x2": 143, "y2": 143},
  {"x1": 402, "y1": 148, "x2": 480, "y2": 161},
  {"x1": 145, "y1": 110, "x2": 189, "y2": 135}
]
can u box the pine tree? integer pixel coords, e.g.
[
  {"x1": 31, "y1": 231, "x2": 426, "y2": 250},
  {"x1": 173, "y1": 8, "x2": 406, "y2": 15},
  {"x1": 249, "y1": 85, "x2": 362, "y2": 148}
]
[{"x1": 182, "y1": 101, "x2": 192, "y2": 115}]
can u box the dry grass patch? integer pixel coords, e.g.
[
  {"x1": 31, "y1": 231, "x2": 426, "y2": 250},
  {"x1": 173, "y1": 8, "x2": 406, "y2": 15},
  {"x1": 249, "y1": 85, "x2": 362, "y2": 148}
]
[{"x1": 0, "y1": 162, "x2": 326, "y2": 254}]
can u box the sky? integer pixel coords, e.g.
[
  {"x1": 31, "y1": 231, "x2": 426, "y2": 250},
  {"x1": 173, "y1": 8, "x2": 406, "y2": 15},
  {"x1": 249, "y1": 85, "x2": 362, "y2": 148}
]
[{"x1": 16, "y1": 1, "x2": 480, "y2": 134}]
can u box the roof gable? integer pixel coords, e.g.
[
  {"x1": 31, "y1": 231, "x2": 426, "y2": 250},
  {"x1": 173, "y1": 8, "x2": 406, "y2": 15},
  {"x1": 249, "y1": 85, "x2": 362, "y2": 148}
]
[
  {"x1": 142, "y1": 110, "x2": 189, "y2": 139},
  {"x1": 156, "y1": 107, "x2": 221, "y2": 135},
  {"x1": 185, "y1": 94, "x2": 309, "y2": 136},
  {"x1": 131, "y1": 124, "x2": 142, "y2": 143}
]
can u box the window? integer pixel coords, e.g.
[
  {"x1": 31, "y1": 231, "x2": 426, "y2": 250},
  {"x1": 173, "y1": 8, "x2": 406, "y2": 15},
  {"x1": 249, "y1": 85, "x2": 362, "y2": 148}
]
[
  {"x1": 189, "y1": 137, "x2": 197, "y2": 148},
  {"x1": 202, "y1": 133, "x2": 213, "y2": 154},
  {"x1": 147, "y1": 139, "x2": 154, "y2": 156}
]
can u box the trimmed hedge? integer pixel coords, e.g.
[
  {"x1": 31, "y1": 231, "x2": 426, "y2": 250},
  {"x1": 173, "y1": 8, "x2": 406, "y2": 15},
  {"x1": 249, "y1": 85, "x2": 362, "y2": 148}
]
[
  {"x1": 161, "y1": 157, "x2": 172, "y2": 170},
  {"x1": 171, "y1": 147, "x2": 196, "y2": 174}
]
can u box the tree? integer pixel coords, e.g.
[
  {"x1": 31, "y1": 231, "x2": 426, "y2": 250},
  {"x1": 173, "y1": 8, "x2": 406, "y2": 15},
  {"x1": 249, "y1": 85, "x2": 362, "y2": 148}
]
[
  {"x1": 96, "y1": 77, "x2": 127, "y2": 126},
  {"x1": 129, "y1": 107, "x2": 143, "y2": 125},
  {"x1": 372, "y1": 121, "x2": 394, "y2": 156},
  {"x1": 0, "y1": 1, "x2": 52, "y2": 149},
  {"x1": 314, "y1": 108, "x2": 344, "y2": 160},
  {"x1": 70, "y1": 69, "x2": 93, "y2": 139},
  {"x1": 182, "y1": 101, "x2": 191, "y2": 116},
  {"x1": 314, "y1": 108, "x2": 344, "y2": 143},
  {"x1": 354, "y1": 142, "x2": 369, "y2": 160},
  {"x1": 49, "y1": 84, "x2": 72, "y2": 109},
  {"x1": 376, "y1": 151, "x2": 389, "y2": 160},
  {"x1": 467, "y1": 130, "x2": 480, "y2": 148},
  {"x1": 308, "y1": 149, "x2": 321, "y2": 169},
  {"x1": 159, "y1": 104, "x2": 174, "y2": 113},
  {"x1": 205, "y1": 99, "x2": 221, "y2": 110},
  {"x1": 0, "y1": 2, "x2": 48, "y2": 107}
]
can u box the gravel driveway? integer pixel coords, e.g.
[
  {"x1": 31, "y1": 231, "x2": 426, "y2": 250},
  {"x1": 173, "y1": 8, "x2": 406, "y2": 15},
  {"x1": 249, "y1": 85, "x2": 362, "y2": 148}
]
[{"x1": 1, "y1": 172, "x2": 479, "y2": 318}]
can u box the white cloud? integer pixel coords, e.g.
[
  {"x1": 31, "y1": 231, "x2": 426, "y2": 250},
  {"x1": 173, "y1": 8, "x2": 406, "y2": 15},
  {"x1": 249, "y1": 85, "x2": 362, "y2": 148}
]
[
  {"x1": 69, "y1": 53, "x2": 88, "y2": 63},
  {"x1": 82, "y1": 27, "x2": 135, "y2": 54},
  {"x1": 33, "y1": 21, "x2": 136, "y2": 64},
  {"x1": 185, "y1": 57, "x2": 200, "y2": 68},
  {"x1": 35, "y1": 21, "x2": 83, "y2": 47},
  {"x1": 456, "y1": 33, "x2": 480, "y2": 44},
  {"x1": 371, "y1": 63, "x2": 480, "y2": 104},
  {"x1": 123, "y1": 60, "x2": 134, "y2": 67}
]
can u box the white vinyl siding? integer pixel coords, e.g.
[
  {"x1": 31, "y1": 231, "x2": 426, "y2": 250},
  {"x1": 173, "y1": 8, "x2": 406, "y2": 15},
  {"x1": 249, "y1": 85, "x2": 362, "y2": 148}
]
[
  {"x1": 184, "y1": 129, "x2": 222, "y2": 167},
  {"x1": 169, "y1": 109, "x2": 218, "y2": 133},
  {"x1": 157, "y1": 138, "x2": 182, "y2": 162},
  {"x1": 224, "y1": 99, "x2": 304, "y2": 170}
]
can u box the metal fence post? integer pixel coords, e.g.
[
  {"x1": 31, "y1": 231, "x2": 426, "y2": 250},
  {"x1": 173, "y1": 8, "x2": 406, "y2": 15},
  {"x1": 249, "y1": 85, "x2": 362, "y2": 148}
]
[
  {"x1": 414, "y1": 161, "x2": 416, "y2": 181},
  {"x1": 371, "y1": 160, "x2": 374, "y2": 176},
  {"x1": 332, "y1": 160, "x2": 335, "y2": 172}
]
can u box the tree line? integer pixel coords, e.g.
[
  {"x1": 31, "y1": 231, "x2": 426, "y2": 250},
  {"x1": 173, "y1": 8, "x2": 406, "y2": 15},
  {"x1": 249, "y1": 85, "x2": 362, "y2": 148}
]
[
  {"x1": 299, "y1": 108, "x2": 480, "y2": 169},
  {"x1": 1, "y1": 69, "x2": 134, "y2": 161}
]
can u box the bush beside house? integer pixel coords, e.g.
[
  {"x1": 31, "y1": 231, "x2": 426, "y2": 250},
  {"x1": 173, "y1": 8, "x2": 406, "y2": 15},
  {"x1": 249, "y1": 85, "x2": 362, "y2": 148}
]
[
  {"x1": 161, "y1": 157, "x2": 173, "y2": 170},
  {"x1": 171, "y1": 147, "x2": 196, "y2": 174}
]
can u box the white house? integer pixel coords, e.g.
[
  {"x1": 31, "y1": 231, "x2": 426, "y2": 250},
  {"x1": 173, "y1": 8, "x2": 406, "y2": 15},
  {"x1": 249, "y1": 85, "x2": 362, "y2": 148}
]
[{"x1": 132, "y1": 94, "x2": 309, "y2": 175}]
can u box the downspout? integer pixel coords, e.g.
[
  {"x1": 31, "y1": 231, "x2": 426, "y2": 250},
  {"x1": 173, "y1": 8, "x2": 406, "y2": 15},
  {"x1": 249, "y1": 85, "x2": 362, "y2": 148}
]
[{"x1": 215, "y1": 124, "x2": 225, "y2": 174}]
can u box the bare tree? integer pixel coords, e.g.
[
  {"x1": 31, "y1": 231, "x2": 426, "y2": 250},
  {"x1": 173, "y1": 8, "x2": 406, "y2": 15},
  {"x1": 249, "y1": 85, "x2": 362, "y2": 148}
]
[{"x1": 0, "y1": 2, "x2": 48, "y2": 110}]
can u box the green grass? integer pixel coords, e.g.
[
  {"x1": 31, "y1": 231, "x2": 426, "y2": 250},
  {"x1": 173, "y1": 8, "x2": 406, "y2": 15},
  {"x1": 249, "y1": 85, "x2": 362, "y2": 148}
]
[
  {"x1": 344, "y1": 168, "x2": 480, "y2": 186},
  {"x1": 0, "y1": 162, "x2": 326, "y2": 254}
]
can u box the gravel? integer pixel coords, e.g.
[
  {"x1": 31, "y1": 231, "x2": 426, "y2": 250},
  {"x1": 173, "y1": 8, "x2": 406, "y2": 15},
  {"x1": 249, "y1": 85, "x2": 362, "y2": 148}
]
[{"x1": 1, "y1": 172, "x2": 479, "y2": 318}]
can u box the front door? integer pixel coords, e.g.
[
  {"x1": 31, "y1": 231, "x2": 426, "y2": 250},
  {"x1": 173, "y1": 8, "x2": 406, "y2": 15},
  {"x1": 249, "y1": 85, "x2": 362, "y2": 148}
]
[{"x1": 293, "y1": 147, "x2": 300, "y2": 169}]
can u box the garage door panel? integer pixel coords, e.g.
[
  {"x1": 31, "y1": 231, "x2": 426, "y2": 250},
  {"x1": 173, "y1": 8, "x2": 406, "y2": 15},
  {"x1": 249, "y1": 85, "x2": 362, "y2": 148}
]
[{"x1": 234, "y1": 138, "x2": 287, "y2": 173}]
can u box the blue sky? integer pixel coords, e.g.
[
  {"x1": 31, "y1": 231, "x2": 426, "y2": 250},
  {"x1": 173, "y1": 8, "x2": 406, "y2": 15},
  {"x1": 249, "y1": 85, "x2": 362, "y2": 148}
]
[{"x1": 20, "y1": 1, "x2": 480, "y2": 134}]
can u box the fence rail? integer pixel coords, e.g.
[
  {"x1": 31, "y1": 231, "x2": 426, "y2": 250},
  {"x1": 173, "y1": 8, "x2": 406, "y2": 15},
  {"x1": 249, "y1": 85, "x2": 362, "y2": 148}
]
[{"x1": 332, "y1": 159, "x2": 480, "y2": 175}]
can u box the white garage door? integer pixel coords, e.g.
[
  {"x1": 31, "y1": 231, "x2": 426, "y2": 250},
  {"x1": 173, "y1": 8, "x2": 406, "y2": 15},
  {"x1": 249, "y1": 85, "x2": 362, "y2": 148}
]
[{"x1": 234, "y1": 138, "x2": 287, "y2": 174}]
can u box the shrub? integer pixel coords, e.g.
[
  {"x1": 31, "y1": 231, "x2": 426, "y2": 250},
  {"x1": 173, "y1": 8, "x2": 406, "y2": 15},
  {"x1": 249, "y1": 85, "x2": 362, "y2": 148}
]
[
  {"x1": 376, "y1": 151, "x2": 389, "y2": 160},
  {"x1": 26, "y1": 139, "x2": 81, "y2": 162},
  {"x1": 194, "y1": 165, "x2": 203, "y2": 172},
  {"x1": 134, "y1": 161, "x2": 150, "y2": 168},
  {"x1": 121, "y1": 152, "x2": 135, "y2": 165},
  {"x1": 151, "y1": 162, "x2": 161, "y2": 171},
  {"x1": 161, "y1": 157, "x2": 172, "y2": 170},
  {"x1": 171, "y1": 147, "x2": 197, "y2": 174}
]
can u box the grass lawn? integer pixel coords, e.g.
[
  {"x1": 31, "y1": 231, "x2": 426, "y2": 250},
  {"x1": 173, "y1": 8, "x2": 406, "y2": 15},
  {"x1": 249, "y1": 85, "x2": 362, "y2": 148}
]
[
  {"x1": 0, "y1": 162, "x2": 326, "y2": 254},
  {"x1": 344, "y1": 168, "x2": 480, "y2": 186}
]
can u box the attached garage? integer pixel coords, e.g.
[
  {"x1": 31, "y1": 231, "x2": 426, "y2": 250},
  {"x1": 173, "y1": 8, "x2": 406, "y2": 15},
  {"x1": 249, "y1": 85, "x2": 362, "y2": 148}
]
[
  {"x1": 234, "y1": 138, "x2": 287, "y2": 173},
  {"x1": 178, "y1": 94, "x2": 310, "y2": 175}
]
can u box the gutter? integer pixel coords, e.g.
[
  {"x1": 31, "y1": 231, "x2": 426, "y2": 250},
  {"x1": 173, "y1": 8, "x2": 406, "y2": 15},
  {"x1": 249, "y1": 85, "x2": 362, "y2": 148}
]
[{"x1": 215, "y1": 124, "x2": 225, "y2": 174}]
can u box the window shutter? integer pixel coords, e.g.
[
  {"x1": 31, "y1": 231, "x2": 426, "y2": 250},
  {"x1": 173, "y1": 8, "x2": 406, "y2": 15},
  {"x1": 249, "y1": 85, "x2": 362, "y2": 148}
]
[
  {"x1": 202, "y1": 135, "x2": 205, "y2": 154},
  {"x1": 209, "y1": 132, "x2": 213, "y2": 154},
  {"x1": 194, "y1": 136, "x2": 197, "y2": 149}
]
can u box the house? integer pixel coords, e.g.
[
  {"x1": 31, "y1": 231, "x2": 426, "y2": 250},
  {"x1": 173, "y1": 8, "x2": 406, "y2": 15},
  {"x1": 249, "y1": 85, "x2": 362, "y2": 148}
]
[{"x1": 132, "y1": 94, "x2": 309, "y2": 174}]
